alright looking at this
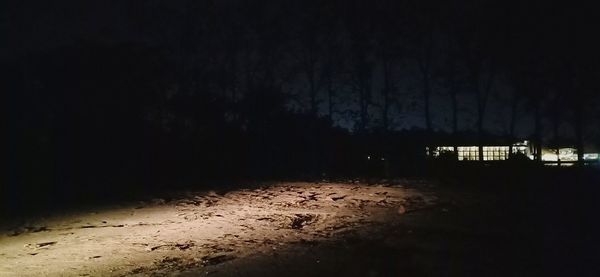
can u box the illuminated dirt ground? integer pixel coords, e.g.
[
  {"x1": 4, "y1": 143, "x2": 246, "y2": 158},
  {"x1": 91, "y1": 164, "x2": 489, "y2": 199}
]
[{"x1": 0, "y1": 181, "x2": 439, "y2": 276}]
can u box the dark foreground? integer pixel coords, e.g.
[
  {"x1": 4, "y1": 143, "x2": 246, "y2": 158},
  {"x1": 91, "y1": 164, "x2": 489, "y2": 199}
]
[{"x1": 1, "y1": 168, "x2": 599, "y2": 276}]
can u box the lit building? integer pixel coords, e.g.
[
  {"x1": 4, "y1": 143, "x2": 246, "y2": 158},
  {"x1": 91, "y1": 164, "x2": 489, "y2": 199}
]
[
  {"x1": 427, "y1": 140, "x2": 599, "y2": 165},
  {"x1": 540, "y1": 147, "x2": 599, "y2": 166},
  {"x1": 427, "y1": 140, "x2": 533, "y2": 161}
]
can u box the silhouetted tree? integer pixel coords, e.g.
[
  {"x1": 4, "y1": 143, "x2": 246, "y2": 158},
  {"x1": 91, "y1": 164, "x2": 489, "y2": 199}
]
[
  {"x1": 372, "y1": 1, "x2": 406, "y2": 132},
  {"x1": 344, "y1": 6, "x2": 374, "y2": 133},
  {"x1": 455, "y1": 2, "x2": 505, "y2": 160},
  {"x1": 411, "y1": 2, "x2": 437, "y2": 133}
]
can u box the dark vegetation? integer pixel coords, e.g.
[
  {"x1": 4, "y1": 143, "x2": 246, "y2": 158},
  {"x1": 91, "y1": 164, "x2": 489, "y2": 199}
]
[{"x1": 5, "y1": 0, "x2": 600, "y2": 216}]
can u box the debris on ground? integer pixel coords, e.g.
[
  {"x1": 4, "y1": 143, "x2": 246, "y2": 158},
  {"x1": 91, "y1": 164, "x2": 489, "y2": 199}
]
[
  {"x1": 201, "y1": 254, "x2": 236, "y2": 266},
  {"x1": 24, "y1": 241, "x2": 57, "y2": 249},
  {"x1": 0, "y1": 181, "x2": 434, "y2": 276}
]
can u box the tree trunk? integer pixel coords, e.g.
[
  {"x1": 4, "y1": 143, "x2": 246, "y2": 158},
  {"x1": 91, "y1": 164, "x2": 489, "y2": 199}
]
[
  {"x1": 574, "y1": 103, "x2": 584, "y2": 165},
  {"x1": 552, "y1": 102, "x2": 561, "y2": 166},
  {"x1": 308, "y1": 64, "x2": 318, "y2": 115},
  {"x1": 476, "y1": 87, "x2": 485, "y2": 161},
  {"x1": 382, "y1": 60, "x2": 393, "y2": 131},
  {"x1": 450, "y1": 91, "x2": 458, "y2": 134},
  {"x1": 382, "y1": 88, "x2": 390, "y2": 131},
  {"x1": 355, "y1": 52, "x2": 372, "y2": 132},
  {"x1": 477, "y1": 110, "x2": 484, "y2": 161},
  {"x1": 359, "y1": 86, "x2": 370, "y2": 132},
  {"x1": 327, "y1": 77, "x2": 334, "y2": 123},
  {"x1": 508, "y1": 92, "x2": 519, "y2": 158},
  {"x1": 533, "y1": 102, "x2": 543, "y2": 162},
  {"x1": 448, "y1": 89, "x2": 459, "y2": 157},
  {"x1": 509, "y1": 94, "x2": 518, "y2": 138},
  {"x1": 423, "y1": 79, "x2": 432, "y2": 132}
]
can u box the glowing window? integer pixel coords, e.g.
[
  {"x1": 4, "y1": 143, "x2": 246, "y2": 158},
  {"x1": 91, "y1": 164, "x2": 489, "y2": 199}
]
[{"x1": 457, "y1": 146, "x2": 479, "y2": 161}]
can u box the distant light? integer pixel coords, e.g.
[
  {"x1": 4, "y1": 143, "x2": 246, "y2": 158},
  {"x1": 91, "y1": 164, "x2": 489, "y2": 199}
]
[
  {"x1": 542, "y1": 153, "x2": 558, "y2": 161},
  {"x1": 584, "y1": 153, "x2": 599, "y2": 161},
  {"x1": 381, "y1": 157, "x2": 385, "y2": 161},
  {"x1": 541, "y1": 148, "x2": 578, "y2": 161},
  {"x1": 367, "y1": 156, "x2": 371, "y2": 160}
]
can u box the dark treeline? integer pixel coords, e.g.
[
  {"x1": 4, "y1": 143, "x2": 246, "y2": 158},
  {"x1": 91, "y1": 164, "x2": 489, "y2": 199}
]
[{"x1": 5, "y1": 0, "x2": 600, "y2": 212}]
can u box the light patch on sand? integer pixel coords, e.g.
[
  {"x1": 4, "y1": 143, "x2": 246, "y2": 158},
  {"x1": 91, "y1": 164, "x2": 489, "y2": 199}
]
[{"x1": 0, "y1": 181, "x2": 436, "y2": 276}]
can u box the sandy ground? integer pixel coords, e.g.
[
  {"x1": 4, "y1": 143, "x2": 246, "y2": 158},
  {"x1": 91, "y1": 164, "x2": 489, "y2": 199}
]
[{"x1": 0, "y1": 181, "x2": 438, "y2": 276}]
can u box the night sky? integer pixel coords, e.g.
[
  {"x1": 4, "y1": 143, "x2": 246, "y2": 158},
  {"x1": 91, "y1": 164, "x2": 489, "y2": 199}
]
[{"x1": 6, "y1": 1, "x2": 599, "y2": 137}]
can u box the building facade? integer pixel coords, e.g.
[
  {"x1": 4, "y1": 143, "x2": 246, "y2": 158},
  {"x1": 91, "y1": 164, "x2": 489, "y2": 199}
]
[
  {"x1": 427, "y1": 140, "x2": 599, "y2": 165},
  {"x1": 427, "y1": 140, "x2": 532, "y2": 161}
]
